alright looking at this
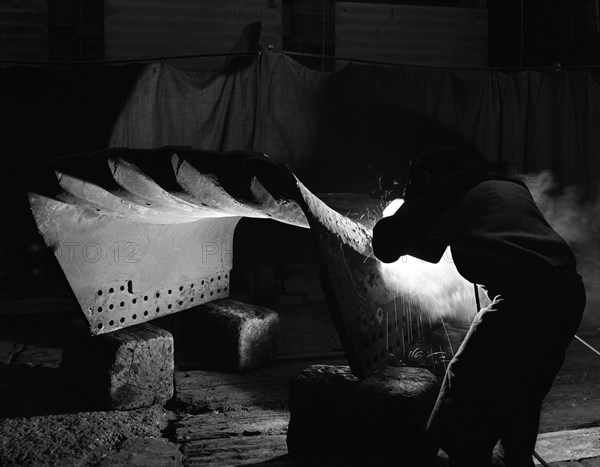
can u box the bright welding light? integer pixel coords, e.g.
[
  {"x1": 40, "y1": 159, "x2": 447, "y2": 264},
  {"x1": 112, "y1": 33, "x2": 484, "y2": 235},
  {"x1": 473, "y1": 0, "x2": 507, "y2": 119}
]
[
  {"x1": 382, "y1": 198, "x2": 404, "y2": 217},
  {"x1": 378, "y1": 249, "x2": 481, "y2": 322},
  {"x1": 377, "y1": 196, "x2": 489, "y2": 321}
]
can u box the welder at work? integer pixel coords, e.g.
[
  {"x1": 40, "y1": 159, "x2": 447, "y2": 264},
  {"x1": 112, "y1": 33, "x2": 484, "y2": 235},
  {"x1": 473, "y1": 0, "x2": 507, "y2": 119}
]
[{"x1": 372, "y1": 146, "x2": 586, "y2": 467}]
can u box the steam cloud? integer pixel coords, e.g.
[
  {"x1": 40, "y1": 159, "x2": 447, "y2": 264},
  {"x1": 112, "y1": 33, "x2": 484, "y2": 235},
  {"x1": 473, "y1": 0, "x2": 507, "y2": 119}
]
[{"x1": 522, "y1": 171, "x2": 599, "y2": 330}]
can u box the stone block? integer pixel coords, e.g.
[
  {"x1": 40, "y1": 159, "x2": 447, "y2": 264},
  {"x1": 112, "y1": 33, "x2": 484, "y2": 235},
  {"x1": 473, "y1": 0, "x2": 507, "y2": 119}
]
[
  {"x1": 62, "y1": 321, "x2": 174, "y2": 410},
  {"x1": 287, "y1": 364, "x2": 440, "y2": 466},
  {"x1": 182, "y1": 299, "x2": 280, "y2": 371}
]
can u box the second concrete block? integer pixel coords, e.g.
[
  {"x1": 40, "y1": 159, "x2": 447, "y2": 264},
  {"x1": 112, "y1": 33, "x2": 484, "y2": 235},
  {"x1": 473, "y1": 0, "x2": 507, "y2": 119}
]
[{"x1": 182, "y1": 299, "x2": 280, "y2": 371}]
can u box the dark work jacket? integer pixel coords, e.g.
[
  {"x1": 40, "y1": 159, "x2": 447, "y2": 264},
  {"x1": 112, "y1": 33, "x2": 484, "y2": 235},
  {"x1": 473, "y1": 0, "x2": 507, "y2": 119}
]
[{"x1": 372, "y1": 170, "x2": 578, "y2": 296}]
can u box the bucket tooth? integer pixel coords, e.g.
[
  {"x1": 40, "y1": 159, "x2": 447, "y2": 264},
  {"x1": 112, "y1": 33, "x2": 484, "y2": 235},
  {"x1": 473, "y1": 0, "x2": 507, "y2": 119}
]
[
  {"x1": 171, "y1": 151, "x2": 269, "y2": 218},
  {"x1": 107, "y1": 153, "x2": 203, "y2": 216}
]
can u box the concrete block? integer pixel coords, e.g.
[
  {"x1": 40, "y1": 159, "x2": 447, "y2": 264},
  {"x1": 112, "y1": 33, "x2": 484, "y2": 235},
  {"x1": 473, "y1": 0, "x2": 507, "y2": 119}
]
[
  {"x1": 182, "y1": 299, "x2": 280, "y2": 371},
  {"x1": 62, "y1": 321, "x2": 174, "y2": 410},
  {"x1": 287, "y1": 364, "x2": 440, "y2": 465}
]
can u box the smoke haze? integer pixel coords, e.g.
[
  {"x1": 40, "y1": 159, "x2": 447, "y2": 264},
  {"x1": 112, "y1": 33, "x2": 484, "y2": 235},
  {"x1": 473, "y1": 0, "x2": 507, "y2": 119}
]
[{"x1": 523, "y1": 171, "x2": 599, "y2": 331}]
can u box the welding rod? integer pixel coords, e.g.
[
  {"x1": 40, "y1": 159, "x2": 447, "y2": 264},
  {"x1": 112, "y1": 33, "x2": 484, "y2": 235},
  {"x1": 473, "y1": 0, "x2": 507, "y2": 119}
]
[{"x1": 574, "y1": 334, "x2": 600, "y2": 357}]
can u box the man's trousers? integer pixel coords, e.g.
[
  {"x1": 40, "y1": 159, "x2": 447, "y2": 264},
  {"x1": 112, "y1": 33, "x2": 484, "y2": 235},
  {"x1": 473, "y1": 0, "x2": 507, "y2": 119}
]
[{"x1": 426, "y1": 273, "x2": 586, "y2": 467}]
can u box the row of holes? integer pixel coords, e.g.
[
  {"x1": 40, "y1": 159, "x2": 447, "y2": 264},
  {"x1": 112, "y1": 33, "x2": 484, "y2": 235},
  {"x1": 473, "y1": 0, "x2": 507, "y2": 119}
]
[
  {"x1": 97, "y1": 284, "x2": 127, "y2": 295},
  {"x1": 95, "y1": 286, "x2": 228, "y2": 329},
  {"x1": 96, "y1": 274, "x2": 228, "y2": 298},
  {"x1": 96, "y1": 286, "x2": 229, "y2": 313}
]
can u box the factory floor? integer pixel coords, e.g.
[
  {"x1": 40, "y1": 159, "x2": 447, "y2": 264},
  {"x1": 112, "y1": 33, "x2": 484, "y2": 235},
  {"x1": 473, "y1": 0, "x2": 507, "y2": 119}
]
[{"x1": 0, "y1": 270, "x2": 599, "y2": 466}]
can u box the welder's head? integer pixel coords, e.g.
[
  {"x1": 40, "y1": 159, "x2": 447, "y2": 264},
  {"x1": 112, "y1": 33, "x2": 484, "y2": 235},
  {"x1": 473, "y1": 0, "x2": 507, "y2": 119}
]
[{"x1": 403, "y1": 146, "x2": 469, "y2": 199}]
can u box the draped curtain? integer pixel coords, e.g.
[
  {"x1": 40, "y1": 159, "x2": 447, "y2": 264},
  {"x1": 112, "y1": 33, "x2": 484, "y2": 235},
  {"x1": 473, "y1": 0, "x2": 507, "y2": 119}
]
[{"x1": 110, "y1": 52, "x2": 600, "y2": 199}]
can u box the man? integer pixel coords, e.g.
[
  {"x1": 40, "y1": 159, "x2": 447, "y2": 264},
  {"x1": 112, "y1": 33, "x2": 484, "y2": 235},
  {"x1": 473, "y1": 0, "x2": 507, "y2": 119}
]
[{"x1": 372, "y1": 146, "x2": 585, "y2": 467}]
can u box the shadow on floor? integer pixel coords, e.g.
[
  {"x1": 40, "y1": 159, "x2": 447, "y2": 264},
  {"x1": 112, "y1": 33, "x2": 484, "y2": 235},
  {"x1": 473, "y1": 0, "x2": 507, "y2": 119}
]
[{"x1": 0, "y1": 363, "x2": 104, "y2": 418}]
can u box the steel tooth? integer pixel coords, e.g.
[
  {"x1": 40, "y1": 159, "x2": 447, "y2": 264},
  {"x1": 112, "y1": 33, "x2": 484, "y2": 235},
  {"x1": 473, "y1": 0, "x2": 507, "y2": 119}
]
[
  {"x1": 248, "y1": 177, "x2": 309, "y2": 228},
  {"x1": 54, "y1": 151, "x2": 196, "y2": 224},
  {"x1": 107, "y1": 154, "x2": 203, "y2": 216},
  {"x1": 172, "y1": 152, "x2": 270, "y2": 218}
]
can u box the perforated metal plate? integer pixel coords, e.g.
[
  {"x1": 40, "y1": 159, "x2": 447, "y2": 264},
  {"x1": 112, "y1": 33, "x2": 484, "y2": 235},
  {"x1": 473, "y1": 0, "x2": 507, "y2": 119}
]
[{"x1": 87, "y1": 271, "x2": 230, "y2": 334}]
